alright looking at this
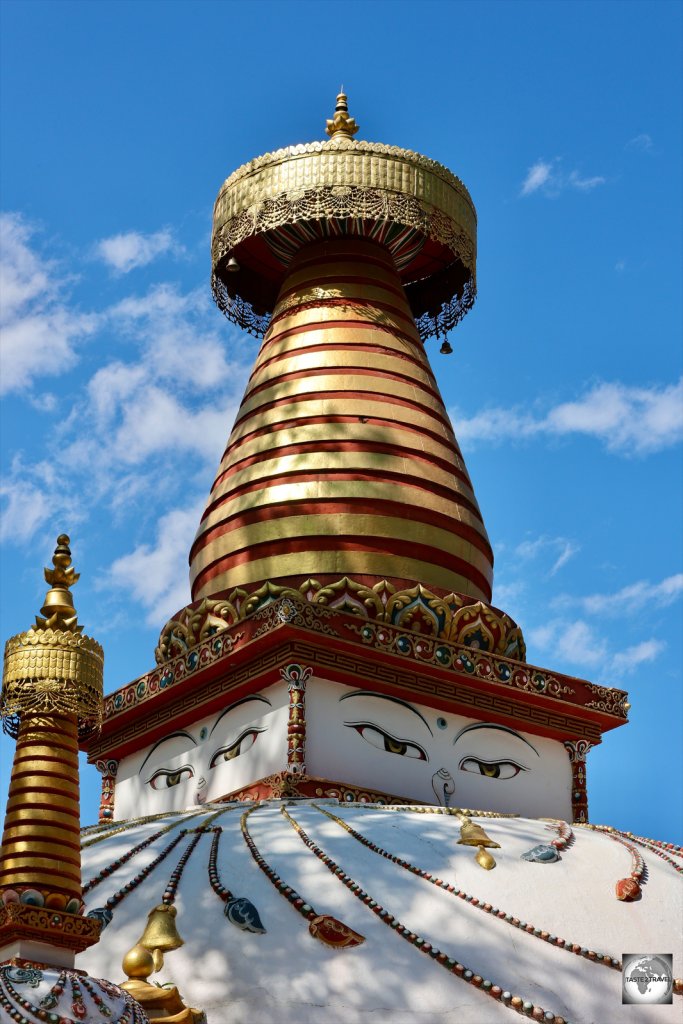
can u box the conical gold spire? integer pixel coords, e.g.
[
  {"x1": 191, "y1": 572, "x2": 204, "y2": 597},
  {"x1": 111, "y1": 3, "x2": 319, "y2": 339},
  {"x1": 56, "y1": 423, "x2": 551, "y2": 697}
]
[
  {"x1": 0, "y1": 535, "x2": 103, "y2": 962},
  {"x1": 325, "y1": 90, "x2": 359, "y2": 138}
]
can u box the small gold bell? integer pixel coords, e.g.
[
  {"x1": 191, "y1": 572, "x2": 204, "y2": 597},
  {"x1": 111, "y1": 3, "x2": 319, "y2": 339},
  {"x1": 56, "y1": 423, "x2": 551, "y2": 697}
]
[
  {"x1": 137, "y1": 903, "x2": 184, "y2": 972},
  {"x1": 457, "y1": 819, "x2": 501, "y2": 850}
]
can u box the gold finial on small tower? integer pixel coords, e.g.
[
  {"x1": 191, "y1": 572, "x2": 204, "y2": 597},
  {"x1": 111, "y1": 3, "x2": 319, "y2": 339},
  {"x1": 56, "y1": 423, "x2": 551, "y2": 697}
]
[
  {"x1": 35, "y1": 533, "x2": 83, "y2": 632},
  {"x1": 325, "y1": 89, "x2": 359, "y2": 138}
]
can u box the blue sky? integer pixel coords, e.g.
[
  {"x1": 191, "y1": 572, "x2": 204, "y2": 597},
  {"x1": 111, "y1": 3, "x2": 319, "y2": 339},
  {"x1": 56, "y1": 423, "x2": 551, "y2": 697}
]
[{"x1": 1, "y1": 0, "x2": 681, "y2": 841}]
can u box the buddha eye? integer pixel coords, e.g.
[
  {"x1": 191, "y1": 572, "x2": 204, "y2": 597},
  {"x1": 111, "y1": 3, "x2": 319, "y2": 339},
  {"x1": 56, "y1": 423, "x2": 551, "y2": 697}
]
[
  {"x1": 147, "y1": 766, "x2": 194, "y2": 790},
  {"x1": 209, "y1": 728, "x2": 264, "y2": 768},
  {"x1": 458, "y1": 757, "x2": 526, "y2": 780},
  {"x1": 345, "y1": 723, "x2": 427, "y2": 760}
]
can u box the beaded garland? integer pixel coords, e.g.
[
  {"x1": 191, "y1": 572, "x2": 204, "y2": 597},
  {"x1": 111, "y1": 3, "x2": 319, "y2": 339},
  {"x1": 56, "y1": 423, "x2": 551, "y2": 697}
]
[
  {"x1": 313, "y1": 804, "x2": 621, "y2": 973},
  {"x1": 0, "y1": 964, "x2": 147, "y2": 1024},
  {"x1": 81, "y1": 808, "x2": 205, "y2": 849},
  {"x1": 239, "y1": 806, "x2": 364, "y2": 948},
  {"x1": 369, "y1": 803, "x2": 519, "y2": 819},
  {"x1": 607, "y1": 827, "x2": 683, "y2": 875},
  {"x1": 576, "y1": 824, "x2": 645, "y2": 901},
  {"x1": 84, "y1": 807, "x2": 231, "y2": 923},
  {"x1": 207, "y1": 825, "x2": 266, "y2": 933},
  {"x1": 281, "y1": 805, "x2": 568, "y2": 1024}
]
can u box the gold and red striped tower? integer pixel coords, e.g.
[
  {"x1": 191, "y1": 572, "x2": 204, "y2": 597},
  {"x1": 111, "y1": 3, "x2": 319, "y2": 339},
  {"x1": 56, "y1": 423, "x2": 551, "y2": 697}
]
[
  {"x1": 183, "y1": 93, "x2": 511, "y2": 643},
  {"x1": 0, "y1": 535, "x2": 103, "y2": 963}
]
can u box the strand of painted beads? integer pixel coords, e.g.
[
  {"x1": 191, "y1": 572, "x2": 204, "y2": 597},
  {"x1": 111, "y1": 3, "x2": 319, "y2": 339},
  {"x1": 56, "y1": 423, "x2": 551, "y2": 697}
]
[
  {"x1": 239, "y1": 807, "x2": 364, "y2": 947},
  {"x1": 608, "y1": 828, "x2": 683, "y2": 874},
  {"x1": 576, "y1": 824, "x2": 645, "y2": 902},
  {"x1": 369, "y1": 804, "x2": 519, "y2": 819},
  {"x1": 281, "y1": 806, "x2": 567, "y2": 1024},
  {"x1": 0, "y1": 966, "x2": 145, "y2": 1024},
  {"x1": 86, "y1": 830, "x2": 189, "y2": 926},
  {"x1": 207, "y1": 824, "x2": 267, "y2": 933},
  {"x1": 34, "y1": 969, "x2": 66, "y2": 1011},
  {"x1": 81, "y1": 808, "x2": 207, "y2": 848},
  {"x1": 313, "y1": 803, "x2": 619, "y2": 973},
  {"x1": 161, "y1": 830, "x2": 204, "y2": 905},
  {"x1": 239, "y1": 807, "x2": 321, "y2": 926},
  {"x1": 80, "y1": 975, "x2": 119, "y2": 1018},
  {"x1": 624, "y1": 832, "x2": 683, "y2": 855},
  {"x1": 542, "y1": 819, "x2": 574, "y2": 851},
  {"x1": 83, "y1": 820, "x2": 191, "y2": 896}
]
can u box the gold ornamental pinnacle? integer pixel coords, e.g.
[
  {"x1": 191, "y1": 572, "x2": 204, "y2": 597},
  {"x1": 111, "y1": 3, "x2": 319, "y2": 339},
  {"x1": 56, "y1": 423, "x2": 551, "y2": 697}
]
[
  {"x1": 1, "y1": 534, "x2": 103, "y2": 733},
  {"x1": 325, "y1": 90, "x2": 359, "y2": 138}
]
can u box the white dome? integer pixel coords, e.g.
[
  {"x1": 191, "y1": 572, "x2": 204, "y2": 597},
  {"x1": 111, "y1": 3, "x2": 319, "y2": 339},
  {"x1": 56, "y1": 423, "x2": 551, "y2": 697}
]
[{"x1": 78, "y1": 801, "x2": 682, "y2": 1024}]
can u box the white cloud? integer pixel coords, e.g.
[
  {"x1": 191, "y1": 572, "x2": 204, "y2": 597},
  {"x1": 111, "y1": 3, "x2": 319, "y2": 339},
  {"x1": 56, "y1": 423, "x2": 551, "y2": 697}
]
[
  {"x1": 2, "y1": 273, "x2": 252, "y2": 547},
  {"x1": 528, "y1": 617, "x2": 608, "y2": 670},
  {"x1": 521, "y1": 160, "x2": 555, "y2": 196},
  {"x1": 0, "y1": 213, "x2": 97, "y2": 395},
  {"x1": 515, "y1": 535, "x2": 580, "y2": 576},
  {"x1": 520, "y1": 159, "x2": 606, "y2": 198},
  {"x1": 0, "y1": 479, "x2": 51, "y2": 543},
  {"x1": 95, "y1": 229, "x2": 181, "y2": 274},
  {"x1": 527, "y1": 609, "x2": 667, "y2": 679},
  {"x1": 568, "y1": 170, "x2": 606, "y2": 191},
  {"x1": 611, "y1": 639, "x2": 665, "y2": 675},
  {"x1": 452, "y1": 378, "x2": 683, "y2": 455},
  {"x1": 626, "y1": 133, "x2": 653, "y2": 151},
  {"x1": 107, "y1": 504, "x2": 202, "y2": 625},
  {"x1": 554, "y1": 573, "x2": 683, "y2": 616}
]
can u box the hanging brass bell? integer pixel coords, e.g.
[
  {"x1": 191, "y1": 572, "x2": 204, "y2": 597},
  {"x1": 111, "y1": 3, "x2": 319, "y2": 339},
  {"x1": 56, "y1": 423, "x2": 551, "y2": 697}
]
[
  {"x1": 40, "y1": 586, "x2": 76, "y2": 619},
  {"x1": 137, "y1": 903, "x2": 184, "y2": 972},
  {"x1": 457, "y1": 819, "x2": 500, "y2": 849}
]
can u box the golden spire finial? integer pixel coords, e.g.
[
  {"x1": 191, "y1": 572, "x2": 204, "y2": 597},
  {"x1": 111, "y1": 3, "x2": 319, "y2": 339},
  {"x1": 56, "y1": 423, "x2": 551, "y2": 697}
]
[
  {"x1": 325, "y1": 90, "x2": 359, "y2": 138},
  {"x1": 35, "y1": 533, "x2": 83, "y2": 633}
]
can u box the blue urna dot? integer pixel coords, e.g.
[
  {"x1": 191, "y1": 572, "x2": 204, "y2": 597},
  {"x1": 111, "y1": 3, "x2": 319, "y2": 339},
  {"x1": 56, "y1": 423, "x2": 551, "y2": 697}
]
[
  {"x1": 437, "y1": 717, "x2": 448, "y2": 730},
  {"x1": 200, "y1": 727, "x2": 208, "y2": 740}
]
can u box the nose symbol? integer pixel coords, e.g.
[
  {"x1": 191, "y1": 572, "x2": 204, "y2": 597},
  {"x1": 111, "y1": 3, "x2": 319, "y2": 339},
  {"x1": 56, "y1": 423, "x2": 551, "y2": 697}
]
[
  {"x1": 432, "y1": 768, "x2": 455, "y2": 807},
  {"x1": 195, "y1": 777, "x2": 207, "y2": 805}
]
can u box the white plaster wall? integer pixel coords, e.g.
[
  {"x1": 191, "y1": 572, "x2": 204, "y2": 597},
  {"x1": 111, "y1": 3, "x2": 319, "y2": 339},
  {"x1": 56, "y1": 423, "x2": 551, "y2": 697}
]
[
  {"x1": 306, "y1": 678, "x2": 573, "y2": 820},
  {"x1": 114, "y1": 682, "x2": 289, "y2": 818}
]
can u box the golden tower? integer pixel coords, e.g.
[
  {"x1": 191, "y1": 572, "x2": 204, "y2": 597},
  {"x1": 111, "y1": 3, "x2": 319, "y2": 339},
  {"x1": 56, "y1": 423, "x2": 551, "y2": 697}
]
[
  {"x1": 0, "y1": 535, "x2": 103, "y2": 963},
  {"x1": 190, "y1": 93, "x2": 495, "y2": 611}
]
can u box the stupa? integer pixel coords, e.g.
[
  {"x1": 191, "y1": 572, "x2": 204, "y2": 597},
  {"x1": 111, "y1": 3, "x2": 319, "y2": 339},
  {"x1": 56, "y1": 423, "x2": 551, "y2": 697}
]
[{"x1": 2, "y1": 94, "x2": 681, "y2": 1024}]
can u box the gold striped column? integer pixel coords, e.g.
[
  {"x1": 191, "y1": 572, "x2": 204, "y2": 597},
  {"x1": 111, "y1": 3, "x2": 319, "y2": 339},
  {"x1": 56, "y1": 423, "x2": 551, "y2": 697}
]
[
  {"x1": 0, "y1": 535, "x2": 103, "y2": 958},
  {"x1": 0, "y1": 714, "x2": 82, "y2": 904},
  {"x1": 191, "y1": 237, "x2": 494, "y2": 603}
]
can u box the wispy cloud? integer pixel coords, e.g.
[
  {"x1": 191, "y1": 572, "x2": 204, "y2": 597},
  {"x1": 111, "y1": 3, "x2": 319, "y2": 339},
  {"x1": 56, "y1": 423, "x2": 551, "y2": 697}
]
[
  {"x1": 451, "y1": 378, "x2": 683, "y2": 456},
  {"x1": 520, "y1": 158, "x2": 605, "y2": 197},
  {"x1": 521, "y1": 160, "x2": 555, "y2": 196},
  {"x1": 95, "y1": 229, "x2": 181, "y2": 274},
  {"x1": 107, "y1": 504, "x2": 202, "y2": 625},
  {"x1": 515, "y1": 535, "x2": 580, "y2": 575},
  {"x1": 626, "y1": 133, "x2": 653, "y2": 152},
  {"x1": 527, "y1": 615, "x2": 666, "y2": 678},
  {"x1": 0, "y1": 213, "x2": 97, "y2": 395},
  {"x1": 568, "y1": 170, "x2": 606, "y2": 191},
  {"x1": 553, "y1": 573, "x2": 683, "y2": 616},
  {"x1": 529, "y1": 618, "x2": 608, "y2": 670},
  {"x1": 1, "y1": 266, "x2": 253, "y2": 547}
]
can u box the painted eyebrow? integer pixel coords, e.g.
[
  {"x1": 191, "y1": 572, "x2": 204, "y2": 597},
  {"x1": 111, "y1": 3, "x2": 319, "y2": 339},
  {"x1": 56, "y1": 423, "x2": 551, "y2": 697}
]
[
  {"x1": 339, "y1": 691, "x2": 433, "y2": 736},
  {"x1": 209, "y1": 695, "x2": 272, "y2": 737},
  {"x1": 139, "y1": 731, "x2": 196, "y2": 773},
  {"x1": 452, "y1": 723, "x2": 540, "y2": 756}
]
